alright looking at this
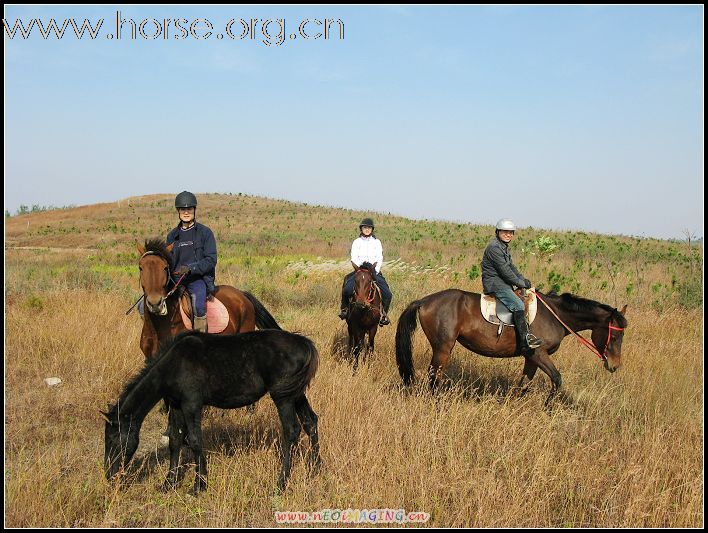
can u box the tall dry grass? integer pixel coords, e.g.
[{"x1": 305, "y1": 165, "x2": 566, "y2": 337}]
[{"x1": 4, "y1": 196, "x2": 703, "y2": 527}]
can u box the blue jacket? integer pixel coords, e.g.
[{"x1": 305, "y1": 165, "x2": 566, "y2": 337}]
[
  {"x1": 166, "y1": 222, "x2": 217, "y2": 294},
  {"x1": 481, "y1": 237, "x2": 530, "y2": 294}
]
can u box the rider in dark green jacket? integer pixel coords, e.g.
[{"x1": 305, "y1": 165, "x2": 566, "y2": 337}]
[{"x1": 481, "y1": 218, "x2": 543, "y2": 355}]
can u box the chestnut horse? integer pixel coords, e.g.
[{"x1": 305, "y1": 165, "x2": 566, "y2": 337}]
[
  {"x1": 395, "y1": 289, "x2": 627, "y2": 405},
  {"x1": 137, "y1": 238, "x2": 280, "y2": 358},
  {"x1": 345, "y1": 262, "x2": 382, "y2": 371}
]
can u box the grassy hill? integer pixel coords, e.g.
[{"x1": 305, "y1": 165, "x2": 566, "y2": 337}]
[{"x1": 4, "y1": 194, "x2": 703, "y2": 526}]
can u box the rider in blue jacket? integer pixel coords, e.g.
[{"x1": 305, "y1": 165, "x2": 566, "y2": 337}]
[{"x1": 166, "y1": 191, "x2": 217, "y2": 333}]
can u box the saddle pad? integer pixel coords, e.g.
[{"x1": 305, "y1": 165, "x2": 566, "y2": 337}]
[
  {"x1": 480, "y1": 291, "x2": 537, "y2": 326},
  {"x1": 179, "y1": 297, "x2": 230, "y2": 333}
]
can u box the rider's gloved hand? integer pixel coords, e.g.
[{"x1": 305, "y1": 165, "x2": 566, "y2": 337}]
[{"x1": 176, "y1": 265, "x2": 191, "y2": 277}]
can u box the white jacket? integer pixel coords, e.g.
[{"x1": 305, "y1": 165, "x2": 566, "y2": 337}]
[{"x1": 351, "y1": 236, "x2": 383, "y2": 273}]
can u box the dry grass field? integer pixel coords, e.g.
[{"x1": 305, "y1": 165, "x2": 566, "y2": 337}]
[{"x1": 5, "y1": 194, "x2": 703, "y2": 527}]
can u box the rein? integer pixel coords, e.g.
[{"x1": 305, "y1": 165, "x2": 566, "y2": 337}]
[{"x1": 534, "y1": 292, "x2": 624, "y2": 362}]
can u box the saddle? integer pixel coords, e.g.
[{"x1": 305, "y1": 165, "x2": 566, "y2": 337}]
[
  {"x1": 480, "y1": 289, "x2": 537, "y2": 335},
  {"x1": 177, "y1": 288, "x2": 230, "y2": 333}
]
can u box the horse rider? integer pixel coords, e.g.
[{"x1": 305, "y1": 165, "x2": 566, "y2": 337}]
[
  {"x1": 338, "y1": 217, "x2": 393, "y2": 326},
  {"x1": 481, "y1": 218, "x2": 543, "y2": 355},
  {"x1": 166, "y1": 191, "x2": 217, "y2": 333}
]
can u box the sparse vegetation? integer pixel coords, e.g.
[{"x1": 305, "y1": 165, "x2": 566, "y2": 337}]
[{"x1": 4, "y1": 194, "x2": 703, "y2": 527}]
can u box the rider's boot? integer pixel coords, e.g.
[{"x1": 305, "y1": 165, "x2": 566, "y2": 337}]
[
  {"x1": 194, "y1": 315, "x2": 208, "y2": 333},
  {"x1": 379, "y1": 299, "x2": 391, "y2": 326},
  {"x1": 512, "y1": 310, "x2": 542, "y2": 356}
]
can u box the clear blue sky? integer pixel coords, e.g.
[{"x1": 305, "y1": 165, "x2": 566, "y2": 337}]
[{"x1": 4, "y1": 5, "x2": 703, "y2": 239}]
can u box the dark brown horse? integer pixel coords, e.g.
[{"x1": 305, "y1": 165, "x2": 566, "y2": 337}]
[
  {"x1": 345, "y1": 262, "x2": 382, "y2": 371},
  {"x1": 137, "y1": 238, "x2": 280, "y2": 358},
  {"x1": 395, "y1": 289, "x2": 627, "y2": 405}
]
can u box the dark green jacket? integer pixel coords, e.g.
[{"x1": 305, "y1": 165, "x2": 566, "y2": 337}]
[{"x1": 481, "y1": 237, "x2": 530, "y2": 294}]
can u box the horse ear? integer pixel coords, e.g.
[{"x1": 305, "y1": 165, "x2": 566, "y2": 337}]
[
  {"x1": 137, "y1": 243, "x2": 145, "y2": 256},
  {"x1": 166, "y1": 243, "x2": 174, "y2": 253},
  {"x1": 619, "y1": 304, "x2": 628, "y2": 315},
  {"x1": 372, "y1": 262, "x2": 378, "y2": 269}
]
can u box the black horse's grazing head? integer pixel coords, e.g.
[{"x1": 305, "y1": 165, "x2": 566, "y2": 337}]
[
  {"x1": 101, "y1": 360, "x2": 155, "y2": 479},
  {"x1": 101, "y1": 403, "x2": 140, "y2": 480}
]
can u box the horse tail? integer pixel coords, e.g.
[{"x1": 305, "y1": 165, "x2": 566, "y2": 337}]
[
  {"x1": 270, "y1": 336, "x2": 319, "y2": 401},
  {"x1": 396, "y1": 299, "x2": 422, "y2": 386},
  {"x1": 243, "y1": 291, "x2": 282, "y2": 330}
]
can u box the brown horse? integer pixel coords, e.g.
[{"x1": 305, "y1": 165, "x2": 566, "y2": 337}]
[
  {"x1": 137, "y1": 238, "x2": 280, "y2": 358},
  {"x1": 395, "y1": 289, "x2": 627, "y2": 405},
  {"x1": 345, "y1": 262, "x2": 382, "y2": 371}
]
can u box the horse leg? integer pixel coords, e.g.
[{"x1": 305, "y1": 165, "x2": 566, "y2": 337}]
[
  {"x1": 527, "y1": 350, "x2": 562, "y2": 408},
  {"x1": 346, "y1": 324, "x2": 357, "y2": 370},
  {"x1": 182, "y1": 405, "x2": 207, "y2": 495},
  {"x1": 161, "y1": 407, "x2": 186, "y2": 492},
  {"x1": 351, "y1": 329, "x2": 365, "y2": 374},
  {"x1": 428, "y1": 341, "x2": 456, "y2": 393},
  {"x1": 364, "y1": 326, "x2": 377, "y2": 364},
  {"x1": 294, "y1": 396, "x2": 321, "y2": 475},
  {"x1": 513, "y1": 358, "x2": 539, "y2": 398},
  {"x1": 274, "y1": 399, "x2": 301, "y2": 491}
]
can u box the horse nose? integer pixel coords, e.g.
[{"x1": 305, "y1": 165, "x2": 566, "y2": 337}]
[
  {"x1": 604, "y1": 359, "x2": 620, "y2": 373},
  {"x1": 146, "y1": 295, "x2": 163, "y2": 307}
]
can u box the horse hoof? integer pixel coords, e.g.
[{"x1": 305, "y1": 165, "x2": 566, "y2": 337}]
[
  {"x1": 159, "y1": 480, "x2": 177, "y2": 492},
  {"x1": 189, "y1": 483, "x2": 207, "y2": 496},
  {"x1": 308, "y1": 458, "x2": 323, "y2": 477}
]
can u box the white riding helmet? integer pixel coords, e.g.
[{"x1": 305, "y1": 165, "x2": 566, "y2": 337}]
[{"x1": 496, "y1": 218, "x2": 517, "y2": 231}]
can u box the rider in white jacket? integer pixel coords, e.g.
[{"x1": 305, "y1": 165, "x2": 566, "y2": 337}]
[{"x1": 339, "y1": 217, "x2": 393, "y2": 325}]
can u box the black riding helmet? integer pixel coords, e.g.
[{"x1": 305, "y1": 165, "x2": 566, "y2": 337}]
[
  {"x1": 175, "y1": 191, "x2": 197, "y2": 209},
  {"x1": 359, "y1": 217, "x2": 375, "y2": 230}
]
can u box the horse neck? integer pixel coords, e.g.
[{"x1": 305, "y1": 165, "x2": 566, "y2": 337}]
[
  {"x1": 547, "y1": 298, "x2": 608, "y2": 333},
  {"x1": 116, "y1": 366, "x2": 165, "y2": 425},
  {"x1": 146, "y1": 293, "x2": 182, "y2": 333}
]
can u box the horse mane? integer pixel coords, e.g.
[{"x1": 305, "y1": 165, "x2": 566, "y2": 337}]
[
  {"x1": 107, "y1": 357, "x2": 159, "y2": 418},
  {"x1": 543, "y1": 291, "x2": 628, "y2": 327},
  {"x1": 143, "y1": 238, "x2": 174, "y2": 270},
  {"x1": 107, "y1": 331, "x2": 197, "y2": 418},
  {"x1": 358, "y1": 262, "x2": 377, "y2": 278}
]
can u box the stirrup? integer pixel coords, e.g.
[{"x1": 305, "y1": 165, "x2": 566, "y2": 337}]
[
  {"x1": 379, "y1": 314, "x2": 390, "y2": 326},
  {"x1": 526, "y1": 333, "x2": 543, "y2": 349},
  {"x1": 338, "y1": 308, "x2": 348, "y2": 320}
]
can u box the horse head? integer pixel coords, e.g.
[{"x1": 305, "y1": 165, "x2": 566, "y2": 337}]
[
  {"x1": 101, "y1": 404, "x2": 140, "y2": 480},
  {"x1": 137, "y1": 239, "x2": 174, "y2": 316},
  {"x1": 352, "y1": 262, "x2": 378, "y2": 310},
  {"x1": 591, "y1": 304, "x2": 628, "y2": 373}
]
